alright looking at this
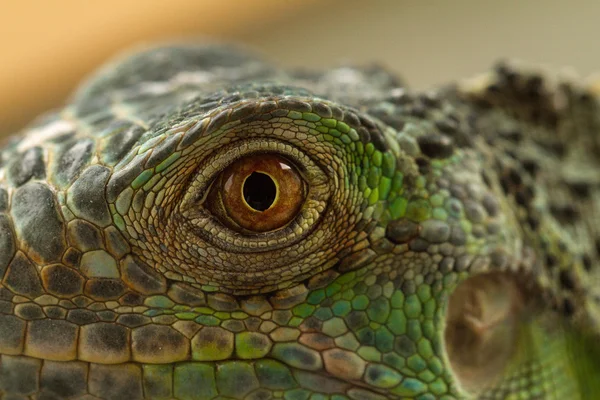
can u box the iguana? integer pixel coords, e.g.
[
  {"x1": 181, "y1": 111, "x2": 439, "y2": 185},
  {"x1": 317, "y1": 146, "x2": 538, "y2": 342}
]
[{"x1": 0, "y1": 43, "x2": 598, "y2": 399}]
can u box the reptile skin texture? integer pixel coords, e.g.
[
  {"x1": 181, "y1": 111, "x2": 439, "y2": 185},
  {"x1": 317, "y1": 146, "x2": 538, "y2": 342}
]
[{"x1": 0, "y1": 43, "x2": 599, "y2": 399}]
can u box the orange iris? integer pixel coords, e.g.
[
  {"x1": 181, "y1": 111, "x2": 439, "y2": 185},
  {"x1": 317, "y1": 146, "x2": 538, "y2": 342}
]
[{"x1": 218, "y1": 154, "x2": 305, "y2": 232}]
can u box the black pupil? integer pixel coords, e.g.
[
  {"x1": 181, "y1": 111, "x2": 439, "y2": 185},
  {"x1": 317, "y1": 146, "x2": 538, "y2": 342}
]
[{"x1": 243, "y1": 172, "x2": 277, "y2": 212}]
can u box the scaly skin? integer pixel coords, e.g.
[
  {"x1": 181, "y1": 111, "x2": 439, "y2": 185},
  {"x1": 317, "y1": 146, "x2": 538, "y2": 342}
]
[{"x1": 0, "y1": 44, "x2": 599, "y2": 399}]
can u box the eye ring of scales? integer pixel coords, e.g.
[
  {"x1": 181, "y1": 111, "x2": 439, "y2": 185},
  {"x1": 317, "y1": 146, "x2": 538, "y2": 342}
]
[{"x1": 0, "y1": 43, "x2": 599, "y2": 400}]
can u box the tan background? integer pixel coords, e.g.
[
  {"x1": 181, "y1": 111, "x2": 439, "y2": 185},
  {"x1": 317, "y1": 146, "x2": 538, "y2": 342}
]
[{"x1": 1, "y1": 0, "x2": 597, "y2": 135}]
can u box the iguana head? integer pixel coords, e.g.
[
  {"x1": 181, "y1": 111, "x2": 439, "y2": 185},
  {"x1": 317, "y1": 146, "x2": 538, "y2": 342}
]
[{"x1": 1, "y1": 44, "x2": 598, "y2": 399}]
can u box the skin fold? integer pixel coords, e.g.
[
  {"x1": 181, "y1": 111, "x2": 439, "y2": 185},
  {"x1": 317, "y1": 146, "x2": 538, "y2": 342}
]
[{"x1": 0, "y1": 43, "x2": 599, "y2": 399}]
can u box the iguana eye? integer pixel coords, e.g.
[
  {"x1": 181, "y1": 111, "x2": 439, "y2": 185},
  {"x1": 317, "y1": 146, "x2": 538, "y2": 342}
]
[
  {"x1": 179, "y1": 139, "x2": 330, "y2": 258},
  {"x1": 212, "y1": 153, "x2": 306, "y2": 232}
]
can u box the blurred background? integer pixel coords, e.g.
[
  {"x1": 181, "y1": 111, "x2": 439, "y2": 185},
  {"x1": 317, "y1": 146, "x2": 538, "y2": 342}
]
[{"x1": 1, "y1": 0, "x2": 597, "y2": 135}]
